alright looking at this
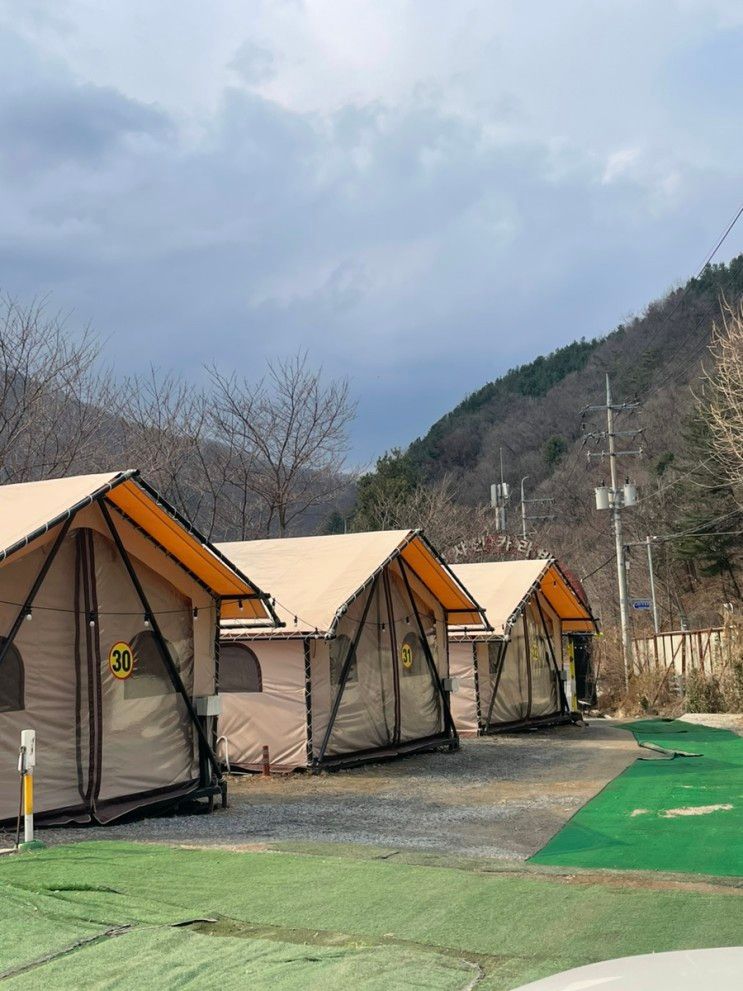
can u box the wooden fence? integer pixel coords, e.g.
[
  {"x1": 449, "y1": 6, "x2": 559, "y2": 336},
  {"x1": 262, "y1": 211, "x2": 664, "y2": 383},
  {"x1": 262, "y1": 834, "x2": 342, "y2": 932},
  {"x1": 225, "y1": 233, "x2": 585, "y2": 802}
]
[{"x1": 633, "y1": 627, "x2": 735, "y2": 677}]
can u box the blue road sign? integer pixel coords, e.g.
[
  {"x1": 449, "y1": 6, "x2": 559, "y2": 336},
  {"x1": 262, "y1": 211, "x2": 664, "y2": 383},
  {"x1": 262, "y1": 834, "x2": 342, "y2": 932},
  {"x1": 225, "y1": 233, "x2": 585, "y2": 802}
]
[{"x1": 632, "y1": 599, "x2": 652, "y2": 611}]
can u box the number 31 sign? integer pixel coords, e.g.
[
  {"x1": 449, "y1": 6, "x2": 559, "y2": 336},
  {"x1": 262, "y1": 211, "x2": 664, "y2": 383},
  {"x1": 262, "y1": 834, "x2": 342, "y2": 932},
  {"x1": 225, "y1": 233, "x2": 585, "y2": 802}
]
[{"x1": 108, "y1": 641, "x2": 134, "y2": 679}]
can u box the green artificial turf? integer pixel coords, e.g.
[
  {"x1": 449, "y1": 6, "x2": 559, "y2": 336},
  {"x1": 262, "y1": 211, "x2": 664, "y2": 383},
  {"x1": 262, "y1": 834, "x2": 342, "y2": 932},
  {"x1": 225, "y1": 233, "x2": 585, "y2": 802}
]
[
  {"x1": 3, "y1": 841, "x2": 743, "y2": 989},
  {"x1": 531, "y1": 719, "x2": 743, "y2": 876}
]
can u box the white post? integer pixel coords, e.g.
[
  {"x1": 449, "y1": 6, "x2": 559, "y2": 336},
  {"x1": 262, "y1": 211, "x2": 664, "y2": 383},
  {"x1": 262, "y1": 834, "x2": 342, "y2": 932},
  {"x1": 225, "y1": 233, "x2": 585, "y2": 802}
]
[{"x1": 20, "y1": 729, "x2": 36, "y2": 845}]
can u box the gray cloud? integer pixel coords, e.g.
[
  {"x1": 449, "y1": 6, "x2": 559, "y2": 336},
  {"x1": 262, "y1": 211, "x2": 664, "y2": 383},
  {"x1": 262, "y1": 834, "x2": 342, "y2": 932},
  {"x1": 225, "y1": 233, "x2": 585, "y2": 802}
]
[
  {"x1": 230, "y1": 41, "x2": 277, "y2": 85},
  {"x1": 0, "y1": 5, "x2": 742, "y2": 462},
  {"x1": 0, "y1": 84, "x2": 171, "y2": 173}
]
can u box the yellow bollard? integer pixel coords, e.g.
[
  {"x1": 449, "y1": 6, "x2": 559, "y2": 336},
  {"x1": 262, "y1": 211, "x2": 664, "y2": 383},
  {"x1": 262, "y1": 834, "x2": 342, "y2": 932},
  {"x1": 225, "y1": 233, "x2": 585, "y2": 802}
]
[{"x1": 18, "y1": 729, "x2": 44, "y2": 851}]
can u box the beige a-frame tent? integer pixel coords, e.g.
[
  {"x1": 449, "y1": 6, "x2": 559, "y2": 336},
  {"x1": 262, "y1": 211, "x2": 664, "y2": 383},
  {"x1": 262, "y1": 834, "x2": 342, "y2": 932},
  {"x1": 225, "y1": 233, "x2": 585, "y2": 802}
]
[
  {"x1": 216, "y1": 530, "x2": 485, "y2": 771},
  {"x1": 449, "y1": 559, "x2": 597, "y2": 734},
  {"x1": 0, "y1": 471, "x2": 276, "y2": 825}
]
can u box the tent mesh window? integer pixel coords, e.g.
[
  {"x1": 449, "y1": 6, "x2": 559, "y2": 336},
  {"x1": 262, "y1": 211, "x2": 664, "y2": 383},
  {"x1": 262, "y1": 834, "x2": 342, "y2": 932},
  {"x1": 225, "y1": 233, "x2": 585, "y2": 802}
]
[
  {"x1": 219, "y1": 643, "x2": 262, "y2": 693},
  {"x1": 0, "y1": 638, "x2": 24, "y2": 712},
  {"x1": 400, "y1": 632, "x2": 426, "y2": 677},
  {"x1": 487, "y1": 641, "x2": 501, "y2": 677},
  {"x1": 330, "y1": 634, "x2": 358, "y2": 686},
  {"x1": 526, "y1": 609, "x2": 549, "y2": 666},
  {"x1": 125, "y1": 630, "x2": 179, "y2": 699}
]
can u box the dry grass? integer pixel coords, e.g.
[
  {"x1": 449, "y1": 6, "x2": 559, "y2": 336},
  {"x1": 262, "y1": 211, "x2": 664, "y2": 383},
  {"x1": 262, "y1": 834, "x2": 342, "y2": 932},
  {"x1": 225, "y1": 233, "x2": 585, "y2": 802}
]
[
  {"x1": 594, "y1": 628, "x2": 683, "y2": 718},
  {"x1": 594, "y1": 620, "x2": 743, "y2": 717}
]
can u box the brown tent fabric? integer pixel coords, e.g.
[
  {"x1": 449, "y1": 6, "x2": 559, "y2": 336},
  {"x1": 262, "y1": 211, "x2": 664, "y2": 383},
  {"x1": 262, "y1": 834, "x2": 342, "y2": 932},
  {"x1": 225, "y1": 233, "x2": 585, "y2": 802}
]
[
  {"x1": 448, "y1": 560, "x2": 597, "y2": 735},
  {"x1": 0, "y1": 472, "x2": 273, "y2": 825},
  {"x1": 216, "y1": 531, "x2": 483, "y2": 771}
]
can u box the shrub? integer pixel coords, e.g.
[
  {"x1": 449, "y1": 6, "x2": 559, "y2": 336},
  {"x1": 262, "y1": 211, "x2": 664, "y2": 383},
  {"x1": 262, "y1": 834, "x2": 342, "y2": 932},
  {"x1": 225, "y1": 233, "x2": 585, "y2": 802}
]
[{"x1": 684, "y1": 669, "x2": 724, "y2": 713}]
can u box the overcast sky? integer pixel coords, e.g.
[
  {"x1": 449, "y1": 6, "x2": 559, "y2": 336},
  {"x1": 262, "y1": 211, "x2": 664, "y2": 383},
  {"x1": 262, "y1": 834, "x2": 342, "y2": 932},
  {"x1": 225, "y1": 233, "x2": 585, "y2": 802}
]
[{"x1": 2, "y1": 1, "x2": 743, "y2": 463}]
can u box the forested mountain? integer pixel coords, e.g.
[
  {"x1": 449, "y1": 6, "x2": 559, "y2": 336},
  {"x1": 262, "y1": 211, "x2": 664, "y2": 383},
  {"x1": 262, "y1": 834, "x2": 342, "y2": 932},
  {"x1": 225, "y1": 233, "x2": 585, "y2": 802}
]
[{"x1": 353, "y1": 257, "x2": 743, "y2": 633}]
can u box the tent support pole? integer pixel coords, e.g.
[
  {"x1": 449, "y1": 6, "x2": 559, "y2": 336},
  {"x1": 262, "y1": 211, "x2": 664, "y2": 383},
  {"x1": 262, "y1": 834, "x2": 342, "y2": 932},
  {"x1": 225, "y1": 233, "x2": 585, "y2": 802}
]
[
  {"x1": 0, "y1": 515, "x2": 74, "y2": 673},
  {"x1": 315, "y1": 577, "x2": 378, "y2": 768},
  {"x1": 99, "y1": 499, "x2": 222, "y2": 784},
  {"x1": 472, "y1": 642, "x2": 482, "y2": 730},
  {"x1": 535, "y1": 592, "x2": 570, "y2": 716},
  {"x1": 523, "y1": 611, "x2": 533, "y2": 718},
  {"x1": 399, "y1": 559, "x2": 456, "y2": 741},
  {"x1": 382, "y1": 572, "x2": 402, "y2": 744},
  {"x1": 303, "y1": 639, "x2": 313, "y2": 765},
  {"x1": 484, "y1": 639, "x2": 508, "y2": 730}
]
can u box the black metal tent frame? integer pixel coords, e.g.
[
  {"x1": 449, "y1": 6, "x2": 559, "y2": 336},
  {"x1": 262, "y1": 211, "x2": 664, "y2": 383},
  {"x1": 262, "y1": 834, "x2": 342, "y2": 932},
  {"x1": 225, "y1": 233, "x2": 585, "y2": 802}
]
[
  {"x1": 310, "y1": 554, "x2": 459, "y2": 770},
  {"x1": 0, "y1": 472, "x2": 266, "y2": 821},
  {"x1": 479, "y1": 589, "x2": 577, "y2": 734}
]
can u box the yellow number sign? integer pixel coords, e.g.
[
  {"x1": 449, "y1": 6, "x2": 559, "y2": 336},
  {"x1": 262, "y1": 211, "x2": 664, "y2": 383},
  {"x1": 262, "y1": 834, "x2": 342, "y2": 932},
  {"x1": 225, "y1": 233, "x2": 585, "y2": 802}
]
[
  {"x1": 401, "y1": 642, "x2": 414, "y2": 670},
  {"x1": 109, "y1": 641, "x2": 134, "y2": 680}
]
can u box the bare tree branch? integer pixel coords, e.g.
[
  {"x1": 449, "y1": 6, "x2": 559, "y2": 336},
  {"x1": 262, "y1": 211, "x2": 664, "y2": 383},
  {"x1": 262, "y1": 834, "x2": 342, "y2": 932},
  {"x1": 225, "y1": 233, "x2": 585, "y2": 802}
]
[{"x1": 207, "y1": 351, "x2": 356, "y2": 536}]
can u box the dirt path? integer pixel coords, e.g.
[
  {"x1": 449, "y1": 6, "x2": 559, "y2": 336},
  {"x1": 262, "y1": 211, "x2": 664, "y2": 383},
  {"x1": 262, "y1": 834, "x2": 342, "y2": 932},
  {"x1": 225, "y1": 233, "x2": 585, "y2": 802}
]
[{"x1": 41, "y1": 720, "x2": 639, "y2": 859}]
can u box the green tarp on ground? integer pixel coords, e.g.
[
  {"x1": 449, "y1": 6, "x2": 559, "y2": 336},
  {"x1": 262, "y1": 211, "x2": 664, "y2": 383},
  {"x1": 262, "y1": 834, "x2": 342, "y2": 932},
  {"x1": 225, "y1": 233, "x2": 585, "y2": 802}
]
[
  {"x1": 531, "y1": 719, "x2": 743, "y2": 876},
  {"x1": 2, "y1": 841, "x2": 743, "y2": 989}
]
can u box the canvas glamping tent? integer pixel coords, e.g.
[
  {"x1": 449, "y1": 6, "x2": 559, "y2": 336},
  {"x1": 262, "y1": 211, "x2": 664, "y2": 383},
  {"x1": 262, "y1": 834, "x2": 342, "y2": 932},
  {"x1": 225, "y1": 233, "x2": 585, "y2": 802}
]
[
  {"x1": 448, "y1": 559, "x2": 597, "y2": 734},
  {"x1": 0, "y1": 470, "x2": 277, "y2": 825},
  {"x1": 215, "y1": 530, "x2": 486, "y2": 771}
]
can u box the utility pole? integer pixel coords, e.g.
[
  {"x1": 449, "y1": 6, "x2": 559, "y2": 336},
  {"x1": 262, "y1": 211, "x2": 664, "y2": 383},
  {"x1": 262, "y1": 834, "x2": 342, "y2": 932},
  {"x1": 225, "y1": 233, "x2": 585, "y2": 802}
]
[
  {"x1": 519, "y1": 475, "x2": 555, "y2": 540},
  {"x1": 490, "y1": 447, "x2": 510, "y2": 532},
  {"x1": 490, "y1": 480, "x2": 509, "y2": 531},
  {"x1": 645, "y1": 536, "x2": 660, "y2": 635},
  {"x1": 582, "y1": 374, "x2": 643, "y2": 687}
]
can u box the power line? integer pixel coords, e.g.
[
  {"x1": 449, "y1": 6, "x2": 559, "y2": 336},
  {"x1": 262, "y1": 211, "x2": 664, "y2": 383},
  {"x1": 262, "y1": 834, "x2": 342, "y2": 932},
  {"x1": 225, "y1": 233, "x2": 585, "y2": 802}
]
[
  {"x1": 581, "y1": 552, "x2": 616, "y2": 582},
  {"x1": 621, "y1": 200, "x2": 743, "y2": 399},
  {"x1": 631, "y1": 454, "x2": 716, "y2": 507},
  {"x1": 699, "y1": 204, "x2": 743, "y2": 271}
]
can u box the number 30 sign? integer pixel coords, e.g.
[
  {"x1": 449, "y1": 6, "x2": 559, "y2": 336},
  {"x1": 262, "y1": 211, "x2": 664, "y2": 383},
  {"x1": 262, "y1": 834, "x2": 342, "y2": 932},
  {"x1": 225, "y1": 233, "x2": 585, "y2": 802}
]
[{"x1": 109, "y1": 641, "x2": 134, "y2": 679}]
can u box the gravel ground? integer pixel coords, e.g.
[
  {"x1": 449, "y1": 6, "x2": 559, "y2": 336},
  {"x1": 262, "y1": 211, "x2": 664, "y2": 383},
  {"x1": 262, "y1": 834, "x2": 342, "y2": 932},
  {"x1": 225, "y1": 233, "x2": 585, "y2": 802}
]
[
  {"x1": 38, "y1": 720, "x2": 639, "y2": 860},
  {"x1": 680, "y1": 713, "x2": 743, "y2": 735}
]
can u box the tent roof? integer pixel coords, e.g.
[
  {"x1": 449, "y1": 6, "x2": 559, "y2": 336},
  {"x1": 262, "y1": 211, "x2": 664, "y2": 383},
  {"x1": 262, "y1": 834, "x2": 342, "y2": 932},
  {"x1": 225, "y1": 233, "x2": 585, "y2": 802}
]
[
  {"x1": 217, "y1": 530, "x2": 486, "y2": 637},
  {"x1": 0, "y1": 470, "x2": 275, "y2": 623},
  {"x1": 449, "y1": 559, "x2": 597, "y2": 639}
]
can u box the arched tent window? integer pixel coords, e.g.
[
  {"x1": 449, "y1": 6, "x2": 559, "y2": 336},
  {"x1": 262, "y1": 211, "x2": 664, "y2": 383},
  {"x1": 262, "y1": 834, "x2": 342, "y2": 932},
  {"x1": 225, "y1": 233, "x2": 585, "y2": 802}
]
[
  {"x1": 488, "y1": 641, "x2": 502, "y2": 678},
  {"x1": 0, "y1": 638, "x2": 24, "y2": 712},
  {"x1": 330, "y1": 634, "x2": 358, "y2": 686},
  {"x1": 400, "y1": 632, "x2": 427, "y2": 677},
  {"x1": 219, "y1": 643, "x2": 262, "y2": 693},
  {"x1": 124, "y1": 630, "x2": 179, "y2": 700}
]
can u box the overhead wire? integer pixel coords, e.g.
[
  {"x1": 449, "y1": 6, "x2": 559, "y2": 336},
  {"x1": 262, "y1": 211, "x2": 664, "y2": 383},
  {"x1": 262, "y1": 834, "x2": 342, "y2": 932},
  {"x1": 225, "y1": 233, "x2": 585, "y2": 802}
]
[
  {"x1": 580, "y1": 552, "x2": 617, "y2": 583},
  {"x1": 616, "y1": 200, "x2": 743, "y2": 401},
  {"x1": 540, "y1": 200, "x2": 743, "y2": 547}
]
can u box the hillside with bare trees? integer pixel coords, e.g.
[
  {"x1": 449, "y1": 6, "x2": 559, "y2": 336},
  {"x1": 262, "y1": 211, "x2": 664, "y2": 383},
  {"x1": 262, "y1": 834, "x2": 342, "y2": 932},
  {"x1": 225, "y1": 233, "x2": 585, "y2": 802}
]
[
  {"x1": 352, "y1": 257, "x2": 743, "y2": 632},
  {"x1": 0, "y1": 296, "x2": 356, "y2": 541}
]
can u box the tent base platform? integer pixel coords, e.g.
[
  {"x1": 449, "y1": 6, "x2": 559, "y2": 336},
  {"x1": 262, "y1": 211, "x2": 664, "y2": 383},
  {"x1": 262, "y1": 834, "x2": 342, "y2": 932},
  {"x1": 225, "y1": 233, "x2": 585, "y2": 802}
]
[
  {"x1": 1, "y1": 779, "x2": 224, "y2": 830},
  {"x1": 479, "y1": 712, "x2": 583, "y2": 735},
  {"x1": 225, "y1": 734, "x2": 459, "y2": 775},
  {"x1": 312, "y1": 732, "x2": 459, "y2": 772}
]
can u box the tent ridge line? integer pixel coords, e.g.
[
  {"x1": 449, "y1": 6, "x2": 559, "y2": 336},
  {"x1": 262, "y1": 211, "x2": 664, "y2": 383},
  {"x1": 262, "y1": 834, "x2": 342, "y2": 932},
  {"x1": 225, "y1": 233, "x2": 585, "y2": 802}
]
[
  {"x1": 0, "y1": 470, "x2": 135, "y2": 565},
  {"x1": 133, "y1": 476, "x2": 280, "y2": 625},
  {"x1": 415, "y1": 529, "x2": 491, "y2": 630},
  {"x1": 549, "y1": 559, "x2": 599, "y2": 631},
  {"x1": 326, "y1": 530, "x2": 421, "y2": 637},
  {"x1": 501, "y1": 560, "x2": 552, "y2": 639},
  {"x1": 104, "y1": 500, "x2": 218, "y2": 600}
]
